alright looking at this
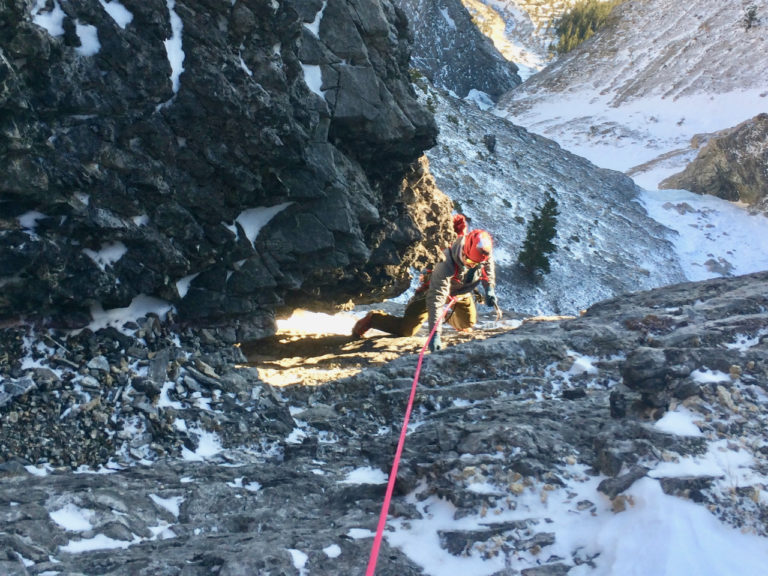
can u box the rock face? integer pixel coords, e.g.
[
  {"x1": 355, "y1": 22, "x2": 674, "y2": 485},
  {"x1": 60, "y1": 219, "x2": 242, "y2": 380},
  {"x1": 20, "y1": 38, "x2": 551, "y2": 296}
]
[
  {"x1": 397, "y1": 0, "x2": 522, "y2": 100},
  {"x1": 1, "y1": 271, "x2": 767, "y2": 574},
  {"x1": 0, "y1": 0, "x2": 450, "y2": 339},
  {"x1": 660, "y1": 114, "x2": 768, "y2": 211},
  {"x1": 416, "y1": 85, "x2": 686, "y2": 315}
]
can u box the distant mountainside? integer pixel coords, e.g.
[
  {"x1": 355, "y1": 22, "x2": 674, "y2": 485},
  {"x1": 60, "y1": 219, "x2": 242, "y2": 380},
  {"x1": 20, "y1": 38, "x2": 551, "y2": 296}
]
[
  {"x1": 461, "y1": 0, "x2": 568, "y2": 75},
  {"x1": 501, "y1": 0, "x2": 768, "y2": 105},
  {"x1": 403, "y1": 0, "x2": 767, "y2": 312},
  {"x1": 496, "y1": 0, "x2": 768, "y2": 185},
  {"x1": 397, "y1": 0, "x2": 522, "y2": 100}
]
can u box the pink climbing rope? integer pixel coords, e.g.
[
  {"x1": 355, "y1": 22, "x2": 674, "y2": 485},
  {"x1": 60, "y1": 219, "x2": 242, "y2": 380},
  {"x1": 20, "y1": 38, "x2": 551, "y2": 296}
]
[{"x1": 365, "y1": 296, "x2": 456, "y2": 576}]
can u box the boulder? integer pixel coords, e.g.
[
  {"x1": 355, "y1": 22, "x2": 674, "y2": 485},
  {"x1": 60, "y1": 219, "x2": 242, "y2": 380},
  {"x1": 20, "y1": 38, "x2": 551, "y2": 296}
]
[{"x1": 660, "y1": 113, "x2": 768, "y2": 211}]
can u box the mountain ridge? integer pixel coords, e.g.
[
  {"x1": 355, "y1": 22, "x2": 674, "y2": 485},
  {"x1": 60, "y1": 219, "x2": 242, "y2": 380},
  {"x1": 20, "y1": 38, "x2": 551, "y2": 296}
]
[{"x1": 494, "y1": 0, "x2": 768, "y2": 190}]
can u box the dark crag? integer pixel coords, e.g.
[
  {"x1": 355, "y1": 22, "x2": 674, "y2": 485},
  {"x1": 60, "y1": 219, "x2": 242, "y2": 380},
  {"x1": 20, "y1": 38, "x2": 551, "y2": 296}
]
[{"x1": 0, "y1": 0, "x2": 452, "y2": 340}]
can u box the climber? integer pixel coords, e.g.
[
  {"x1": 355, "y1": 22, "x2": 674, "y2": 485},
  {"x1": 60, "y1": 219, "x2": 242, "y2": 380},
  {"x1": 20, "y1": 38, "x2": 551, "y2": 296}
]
[{"x1": 352, "y1": 219, "x2": 499, "y2": 352}]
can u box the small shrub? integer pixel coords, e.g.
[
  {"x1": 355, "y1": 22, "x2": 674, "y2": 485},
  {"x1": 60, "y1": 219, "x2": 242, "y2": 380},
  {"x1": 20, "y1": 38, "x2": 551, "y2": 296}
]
[
  {"x1": 624, "y1": 314, "x2": 677, "y2": 335},
  {"x1": 409, "y1": 68, "x2": 432, "y2": 99},
  {"x1": 743, "y1": 4, "x2": 759, "y2": 30},
  {"x1": 483, "y1": 133, "x2": 497, "y2": 154},
  {"x1": 409, "y1": 68, "x2": 424, "y2": 83}
]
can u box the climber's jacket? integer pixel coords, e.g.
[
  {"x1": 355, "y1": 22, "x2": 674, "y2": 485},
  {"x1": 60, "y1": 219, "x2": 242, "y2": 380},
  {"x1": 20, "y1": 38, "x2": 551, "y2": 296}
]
[{"x1": 426, "y1": 236, "x2": 495, "y2": 335}]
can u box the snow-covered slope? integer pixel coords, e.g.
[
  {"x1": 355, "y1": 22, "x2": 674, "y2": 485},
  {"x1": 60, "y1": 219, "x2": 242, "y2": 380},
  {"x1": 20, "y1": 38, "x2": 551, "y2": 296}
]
[
  {"x1": 496, "y1": 0, "x2": 768, "y2": 187},
  {"x1": 418, "y1": 84, "x2": 685, "y2": 316},
  {"x1": 506, "y1": 0, "x2": 768, "y2": 104}
]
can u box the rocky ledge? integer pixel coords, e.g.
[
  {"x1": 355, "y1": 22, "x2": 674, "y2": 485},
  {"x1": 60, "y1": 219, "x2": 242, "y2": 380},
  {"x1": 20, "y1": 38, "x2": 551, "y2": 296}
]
[
  {"x1": 0, "y1": 271, "x2": 767, "y2": 574},
  {"x1": 660, "y1": 113, "x2": 768, "y2": 212}
]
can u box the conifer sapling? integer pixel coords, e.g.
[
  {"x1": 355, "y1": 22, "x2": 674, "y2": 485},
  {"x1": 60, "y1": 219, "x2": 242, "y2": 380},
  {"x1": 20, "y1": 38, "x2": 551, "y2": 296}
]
[{"x1": 518, "y1": 193, "x2": 559, "y2": 277}]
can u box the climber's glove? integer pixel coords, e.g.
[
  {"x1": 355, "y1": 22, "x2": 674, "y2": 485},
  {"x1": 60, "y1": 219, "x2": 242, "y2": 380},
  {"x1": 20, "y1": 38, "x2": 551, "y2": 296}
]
[
  {"x1": 485, "y1": 288, "x2": 497, "y2": 308},
  {"x1": 429, "y1": 332, "x2": 442, "y2": 352}
]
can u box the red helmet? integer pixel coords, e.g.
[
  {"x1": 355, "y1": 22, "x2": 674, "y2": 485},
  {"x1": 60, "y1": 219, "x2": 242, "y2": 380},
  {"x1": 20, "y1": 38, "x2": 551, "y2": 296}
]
[{"x1": 463, "y1": 229, "x2": 492, "y2": 263}]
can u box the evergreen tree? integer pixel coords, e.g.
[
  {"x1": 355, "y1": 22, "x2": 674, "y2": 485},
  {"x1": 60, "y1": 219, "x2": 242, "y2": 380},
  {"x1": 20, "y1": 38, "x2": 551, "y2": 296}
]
[
  {"x1": 518, "y1": 193, "x2": 559, "y2": 277},
  {"x1": 551, "y1": 0, "x2": 621, "y2": 55}
]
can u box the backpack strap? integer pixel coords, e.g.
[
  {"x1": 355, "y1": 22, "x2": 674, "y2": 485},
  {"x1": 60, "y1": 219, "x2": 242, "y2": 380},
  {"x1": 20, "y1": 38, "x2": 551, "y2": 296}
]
[{"x1": 479, "y1": 264, "x2": 489, "y2": 283}]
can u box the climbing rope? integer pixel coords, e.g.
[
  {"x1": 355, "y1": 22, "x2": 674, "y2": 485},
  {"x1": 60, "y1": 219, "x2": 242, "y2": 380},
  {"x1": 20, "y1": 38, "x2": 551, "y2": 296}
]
[{"x1": 365, "y1": 296, "x2": 456, "y2": 576}]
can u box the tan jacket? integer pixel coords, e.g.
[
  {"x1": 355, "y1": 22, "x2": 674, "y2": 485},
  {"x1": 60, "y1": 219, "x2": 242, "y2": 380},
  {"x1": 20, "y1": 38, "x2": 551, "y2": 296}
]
[{"x1": 427, "y1": 236, "x2": 496, "y2": 334}]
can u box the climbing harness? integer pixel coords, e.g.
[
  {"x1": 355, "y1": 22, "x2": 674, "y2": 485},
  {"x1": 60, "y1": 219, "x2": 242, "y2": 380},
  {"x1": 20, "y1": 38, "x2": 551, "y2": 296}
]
[{"x1": 365, "y1": 296, "x2": 457, "y2": 576}]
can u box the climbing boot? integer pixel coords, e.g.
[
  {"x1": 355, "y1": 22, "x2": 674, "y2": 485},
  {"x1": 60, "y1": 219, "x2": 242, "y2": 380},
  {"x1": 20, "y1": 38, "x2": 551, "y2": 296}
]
[{"x1": 352, "y1": 311, "x2": 374, "y2": 338}]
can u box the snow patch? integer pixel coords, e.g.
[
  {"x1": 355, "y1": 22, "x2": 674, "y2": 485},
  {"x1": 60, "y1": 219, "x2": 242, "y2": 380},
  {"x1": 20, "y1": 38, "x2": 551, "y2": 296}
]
[
  {"x1": 31, "y1": 0, "x2": 65, "y2": 36},
  {"x1": 181, "y1": 426, "x2": 223, "y2": 461},
  {"x1": 164, "y1": 0, "x2": 185, "y2": 93},
  {"x1": 80, "y1": 295, "x2": 173, "y2": 335},
  {"x1": 75, "y1": 21, "x2": 100, "y2": 56},
  {"x1": 233, "y1": 202, "x2": 293, "y2": 247},
  {"x1": 18, "y1": 211, "x2": 46, "y2": 235},
  {"x1": 83, "y1": 242, "x2": 128, "y2": 271},
  {"x1": 50, "y1": 503, "x2": 95, "y2": 532},
  {"x1": 339, "y1": 466, "x2": 387, "y2": 485},
  {"x1": 175, "y1": 273, "x2": 199, "y2": 298},
  {"x1": 323, "y1": 544, "x2": 342, "y2": 558},
  {"x1": 690, "y1": 368, "x2": 731, "y2": 384},
  {"x1": 301, "y1": 64, "x2": 325, "y2": 99},
  {"x1": 60, "y1": 534, "x2": 139, "y2": 554},
  {"x1": 150, "y1": 494, "x2": 184, "y2": 517},
  {"x1": 303, "y1": 0, "x2": 327, "y2": 36},
  {"x1": 287, "y1": 549, "x2": 309, "y2": 576},
  {"x1": 653, "y1": 406, "x2": 703, "y2": 437},
  {"x1": 99, "y1": 0, "x2": 133, "y2": 29}
]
